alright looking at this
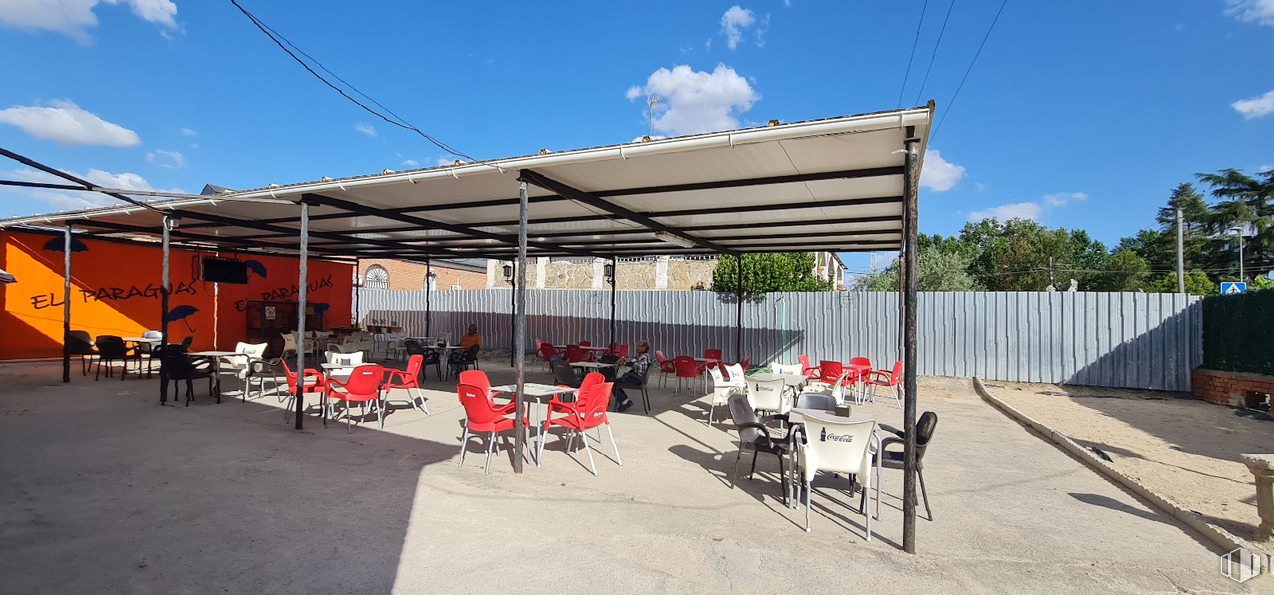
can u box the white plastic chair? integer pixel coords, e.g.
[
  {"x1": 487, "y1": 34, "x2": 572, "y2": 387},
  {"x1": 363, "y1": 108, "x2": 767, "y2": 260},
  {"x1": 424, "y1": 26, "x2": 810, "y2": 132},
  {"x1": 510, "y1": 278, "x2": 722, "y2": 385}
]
[
  {"x1": 722, "y1": 363, "x2": 748, "y2": 393},
  {"x1": 746, "y1": 377, "x2": 791, "y2": 417},
  {"x1": 220, "y1": 342, "x2": 268, "y2": 401},
  {"x1": 771, "y1": 363, "x2": 803, "y2": 376},
  {"x1": 795, "y1": 414, "x2": 881, "y2": 537},
  {"x1": 706, "y1": 365, "x2": 745, "y2": 426}
]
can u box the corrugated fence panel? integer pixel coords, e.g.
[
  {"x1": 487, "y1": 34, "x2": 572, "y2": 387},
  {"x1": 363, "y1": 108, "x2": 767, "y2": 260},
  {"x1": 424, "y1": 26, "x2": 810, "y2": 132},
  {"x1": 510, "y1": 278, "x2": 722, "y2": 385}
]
[{"x1": 356, "y1": 289, "x2": 1201, "y2": 391}]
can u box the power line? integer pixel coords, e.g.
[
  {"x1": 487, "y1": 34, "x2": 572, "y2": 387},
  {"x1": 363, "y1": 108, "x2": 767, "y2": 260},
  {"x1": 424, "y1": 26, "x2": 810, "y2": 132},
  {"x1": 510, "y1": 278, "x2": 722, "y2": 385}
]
[
  {"x1": 897, "y1": 0, "x2": 930, "y2": 109},
  {"x1": 228, "y1": 0, "x2": 475, "y2": 162},
  {"x1": 932, "y1": 0, "x2": 1010, "y2": 138},
  {"x1": 913, "y1": 0, "x2": 957, "y2": 106}
]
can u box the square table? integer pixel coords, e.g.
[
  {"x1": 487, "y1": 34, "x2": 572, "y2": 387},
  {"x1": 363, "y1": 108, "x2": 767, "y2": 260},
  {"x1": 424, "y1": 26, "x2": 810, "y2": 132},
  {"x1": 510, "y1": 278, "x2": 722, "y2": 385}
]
[
  {"x1": 187, "y1": 350, "x2": 241, "y2": 403},
  {"x1": 122, "y1": 336, "x2": 160, "y2": 378},
  {"x1": 490, "y1": 382, "x2": 579, "y2": 466},
  {"x1": 568, "y1": 361, "x2": 615, "y2": 369}
]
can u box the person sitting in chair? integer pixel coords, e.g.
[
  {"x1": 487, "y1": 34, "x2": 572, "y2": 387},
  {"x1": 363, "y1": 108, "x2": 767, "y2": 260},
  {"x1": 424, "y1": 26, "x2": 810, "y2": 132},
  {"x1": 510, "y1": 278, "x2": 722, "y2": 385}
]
[
  {"x1": 612, "y1": 340, "x2": 651, "y2": 413},
  {"x1": 449, "y1": 324, "x2": 482, "y2": 373}
]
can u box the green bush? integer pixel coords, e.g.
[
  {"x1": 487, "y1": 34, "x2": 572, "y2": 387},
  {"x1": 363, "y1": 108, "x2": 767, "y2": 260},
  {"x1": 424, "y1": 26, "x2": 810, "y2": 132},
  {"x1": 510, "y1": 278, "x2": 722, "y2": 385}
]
[{"x1": 1201, "y1": 290, "x2": 1274, "y2": 376}]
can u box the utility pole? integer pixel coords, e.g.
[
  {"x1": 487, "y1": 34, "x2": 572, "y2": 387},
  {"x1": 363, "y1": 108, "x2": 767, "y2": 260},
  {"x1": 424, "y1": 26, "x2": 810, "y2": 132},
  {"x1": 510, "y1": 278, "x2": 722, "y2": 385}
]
[
  {"x1": 1048, "y1": 257, "x2": 1055, "y2": 288},
  {"x1": 1176, "y1": 208, "x2": 1185, "y2": 293}
]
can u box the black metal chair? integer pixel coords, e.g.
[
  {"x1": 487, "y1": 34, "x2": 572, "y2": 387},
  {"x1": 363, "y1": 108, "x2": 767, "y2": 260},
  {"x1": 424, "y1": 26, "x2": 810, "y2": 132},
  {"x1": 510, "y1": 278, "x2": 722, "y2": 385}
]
[
  {"x1": 93, "y1": 335, "x2": 132, "y2": 380},
  {"x1": 66, "y1": 331, "x2": 96, "y2": 376},
  {"x1": 157, "y1": 344, "x2": 214, "y2": 406},
  {"x1": 877, "y1": 411, "x2": 937, "y2": 520},
  {"x1": 404, "y1": 339, "x2": 442, "y2": 381},
  {"x1": 448, "y1": 345, "x2": 479, "y2": 379},
  {"x1": 727, "y1": 394, "x2": 793, "y2": 504},
  {"x1": 550, "y1": 355, "x2": 582, "y2": 388}
]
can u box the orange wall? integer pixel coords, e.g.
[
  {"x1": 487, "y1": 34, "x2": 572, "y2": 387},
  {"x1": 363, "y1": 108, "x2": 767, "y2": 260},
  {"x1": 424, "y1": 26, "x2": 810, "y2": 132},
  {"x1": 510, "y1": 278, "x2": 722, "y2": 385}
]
[{"x1": 0, "y1": 230, "x2": 352, "y2": 360}]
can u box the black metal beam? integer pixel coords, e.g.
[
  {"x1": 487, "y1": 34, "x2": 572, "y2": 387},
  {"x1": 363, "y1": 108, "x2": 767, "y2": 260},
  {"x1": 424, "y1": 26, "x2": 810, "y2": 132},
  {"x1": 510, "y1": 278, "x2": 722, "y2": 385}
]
[
  {"x1": 594, "y1": 166, "x2": 905, "y2": 198},
  {"x1": 518, "y1": 169, "x2": 737, "y2": 256},
  {"x1": 301, "y1": 193, "x2": 600, "y2": 259}
]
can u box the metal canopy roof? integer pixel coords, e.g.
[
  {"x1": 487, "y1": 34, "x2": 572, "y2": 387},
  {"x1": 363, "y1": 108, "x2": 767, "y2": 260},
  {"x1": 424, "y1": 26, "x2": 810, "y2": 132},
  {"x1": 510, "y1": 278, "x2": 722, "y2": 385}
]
[{"x1": 0, "y1": 106, "x2": 933, "y2": 262}]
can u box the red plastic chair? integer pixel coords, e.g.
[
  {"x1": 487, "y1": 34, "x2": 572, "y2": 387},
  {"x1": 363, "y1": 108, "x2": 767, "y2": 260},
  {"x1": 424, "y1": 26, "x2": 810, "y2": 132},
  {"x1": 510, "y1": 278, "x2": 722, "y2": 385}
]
[
  {"x1": 326, "y1": 364, "x2": 386, "y2": 433},
  {"x1": 704, "y1": 349, "x2": 723, "y2": 361},
  {"x1": 608, "y1": 342, "x2": 621, "y2": 356},
  {"x1": 578, "y1": 340, "x2": 591, "y2": 347},
  {"x1": 382, "y1": 354, "x2": 429, "y2": 415},
  {"x1": 566, "y1": 345, "x2": 589, "y2": 363},
  {"x1": 739, "y1": 355, "x2": 751, "y2": 372},
  {"x1": 537, "y1": 343, "x2": 559, "y2": 372},
  {"x1": 537, "y1": 382, "x2": 621, "y2": 475},
  {"x1": 280, "y1": 359, "x2": 326, "y2": 423},
  {"x1": 655, "y1": 351, "x2": 675, "y2": 388},
  {"x1": 457, "y1": 383, "x2": 529, "y2": 475},
  {"x1": 617, "y1": 344, "x2": 629, "y2": 360},
  {"x1": 459, "y1": 369, "x2": 495, "y2": 399},
  {"x1": 846, "y1": 356, "x2": 872, "y2": 399},
  {"x1": 811, "y1": 360, "x2": 845, "y2": 392},
  {"x1": 673, "y1": 356, "x2": 702, "y2": 394},
  {"x1": 867, "y1": 361, "x2": 903, "y2": 409},
  {"x1": 798, "y1": 355, "x2": 819, "y2": 379}
]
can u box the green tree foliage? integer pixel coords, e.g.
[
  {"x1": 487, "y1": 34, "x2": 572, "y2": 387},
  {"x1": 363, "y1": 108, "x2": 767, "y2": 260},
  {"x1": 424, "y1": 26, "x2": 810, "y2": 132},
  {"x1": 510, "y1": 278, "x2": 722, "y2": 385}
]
[
  {"x1": 853, "y1": 244, "x2": 982, "y2": 291},
  {"x1": 711, "y1": 253, "x2": 833, "y2": 295},
  {"x1": 1145, "y1": 270, "x2": 1216, "y2": 296}
]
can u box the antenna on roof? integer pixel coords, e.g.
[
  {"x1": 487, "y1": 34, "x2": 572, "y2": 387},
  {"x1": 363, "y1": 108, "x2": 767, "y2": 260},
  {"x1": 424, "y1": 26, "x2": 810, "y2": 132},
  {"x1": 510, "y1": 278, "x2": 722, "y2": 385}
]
[{"x1": 647, "y1": 94, "x2": 664, "y2": 138}]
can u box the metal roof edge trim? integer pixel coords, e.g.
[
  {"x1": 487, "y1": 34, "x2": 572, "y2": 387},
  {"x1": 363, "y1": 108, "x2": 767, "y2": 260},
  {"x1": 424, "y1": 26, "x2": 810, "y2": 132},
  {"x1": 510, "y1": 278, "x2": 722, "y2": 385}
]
[
  {"x1": 227, "y1": 108, "x2": 933, "y2": 200},
  {"x1": 0, "y1": 197, "x2": 220, "y2": 229}
]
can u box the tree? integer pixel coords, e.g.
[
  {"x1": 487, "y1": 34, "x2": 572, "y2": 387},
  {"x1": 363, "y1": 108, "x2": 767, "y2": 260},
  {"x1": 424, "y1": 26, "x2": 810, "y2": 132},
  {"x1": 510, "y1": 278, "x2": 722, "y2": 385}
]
[
  {"x1": 853, "y1": 244, "x2": 982, "y2": 291},
  {"x1": 711, "y1": 253, "x2": 833, "y2": 294},
  {"x1": 1088, "y1": 248, "x2": 1150, "y2": 292},
  {"x1": 1145, "y1": 270, "x2": 1216, "y2": 296},
  {"x1": 1197, "y1": 168, "x2": 1274, "y2": 280}
]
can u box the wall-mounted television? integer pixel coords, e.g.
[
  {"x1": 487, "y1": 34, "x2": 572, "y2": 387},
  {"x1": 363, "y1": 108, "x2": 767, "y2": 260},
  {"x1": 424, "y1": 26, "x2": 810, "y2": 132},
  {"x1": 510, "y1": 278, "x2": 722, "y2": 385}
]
[{"x1": 201, "y1": 257, "x2": 249, "y2": 285}]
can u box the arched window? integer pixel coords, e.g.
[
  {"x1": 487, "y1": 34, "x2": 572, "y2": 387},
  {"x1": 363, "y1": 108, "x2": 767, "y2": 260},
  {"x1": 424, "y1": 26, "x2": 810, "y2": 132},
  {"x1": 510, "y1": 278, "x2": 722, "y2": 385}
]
[{"x1": 364, "y1": 265, "x2": 389, "y2": 290}]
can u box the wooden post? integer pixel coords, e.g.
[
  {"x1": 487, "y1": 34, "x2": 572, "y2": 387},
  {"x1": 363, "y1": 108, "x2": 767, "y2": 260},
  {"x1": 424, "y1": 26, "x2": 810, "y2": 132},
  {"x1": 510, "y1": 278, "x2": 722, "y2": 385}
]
[
  {"x1": 902, "y1": 125, "x2": 920, "y2": 554},
  {"x1": 295, "y1": 202, "x2": 309, "y2": 430},
  {"x1": 513, "y1": 181, "x2": 529, "y2": 473},
  {"x1": 62, "y1": 224, "x2": 72, "y2": 384}
]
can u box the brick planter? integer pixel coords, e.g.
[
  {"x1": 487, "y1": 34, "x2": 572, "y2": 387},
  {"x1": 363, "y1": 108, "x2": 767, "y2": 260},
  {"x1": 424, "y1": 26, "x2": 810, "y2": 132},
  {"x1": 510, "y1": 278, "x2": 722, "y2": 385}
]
[{"x1": 1192, "y1": 368, "x2": 1274, "y2": 407}]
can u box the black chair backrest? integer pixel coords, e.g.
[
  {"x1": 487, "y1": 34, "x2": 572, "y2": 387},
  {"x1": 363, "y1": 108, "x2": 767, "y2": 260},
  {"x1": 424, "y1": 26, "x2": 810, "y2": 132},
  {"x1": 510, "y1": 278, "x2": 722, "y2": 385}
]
[
  {"x1": 463, "y1": 345, "x2": 479, "y2": 362},
  {"x1": 157, "y1": 344, "x2": 195, "y2": 380},
  {"x1": 551, "y1": 358, "x2": 581, "y2": 388},
  {"x1": 727, "y1": 394, "x2": 762, "y2": 444},
  {"x1": 794, "y1": 393, "x2": 836, "y2": 411},
  {"x1": 404, "y1": 339, "x2": 424, "y2": 356},
  {"x1": 597, "y1": 354, "x2": 620, "y2": 383},
  {"x1": 915, "y1": 411, "x2": 937, "y2": 460},
  {"x1": 66, "y1": 331, "x2": 95, "y2": 355},
  {"x1": 95, "y1": 335, "x2": 128, "y2": 359}
]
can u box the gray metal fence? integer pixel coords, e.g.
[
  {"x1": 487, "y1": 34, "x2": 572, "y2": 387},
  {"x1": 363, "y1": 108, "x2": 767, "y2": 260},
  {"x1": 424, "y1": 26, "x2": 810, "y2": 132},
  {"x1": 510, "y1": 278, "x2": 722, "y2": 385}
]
[{"x1": 358, "y1": 289, "x2": 1202, "y2": 391}]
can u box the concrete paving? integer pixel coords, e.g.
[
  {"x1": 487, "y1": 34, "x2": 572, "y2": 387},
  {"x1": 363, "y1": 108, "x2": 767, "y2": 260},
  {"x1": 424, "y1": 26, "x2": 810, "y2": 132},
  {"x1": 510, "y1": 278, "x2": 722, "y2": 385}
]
[{"x1": 0, "y1": 361, "x2": 1268, "y2": 594}]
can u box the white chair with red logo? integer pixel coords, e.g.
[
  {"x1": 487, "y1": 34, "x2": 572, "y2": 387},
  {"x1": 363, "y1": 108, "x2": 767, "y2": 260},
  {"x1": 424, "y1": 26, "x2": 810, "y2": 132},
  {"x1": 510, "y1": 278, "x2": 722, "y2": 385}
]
[{"x1": 794, "y1": 413, "x2": 881, "y2": 538}]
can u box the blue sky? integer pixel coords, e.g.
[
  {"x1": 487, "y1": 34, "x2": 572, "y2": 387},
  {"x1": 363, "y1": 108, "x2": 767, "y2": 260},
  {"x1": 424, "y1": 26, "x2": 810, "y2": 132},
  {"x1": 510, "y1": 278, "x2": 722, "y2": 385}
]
[{"x1": 0, "y1": 0, "x2": 1271, "y2": 274}]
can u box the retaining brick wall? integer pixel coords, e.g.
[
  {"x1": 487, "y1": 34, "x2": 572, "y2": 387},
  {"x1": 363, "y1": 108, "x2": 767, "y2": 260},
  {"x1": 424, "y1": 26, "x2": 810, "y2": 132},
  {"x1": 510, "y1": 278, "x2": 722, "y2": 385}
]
[{"x1": 1192, "y1": 368, "x2": 1274, "y2": 407}]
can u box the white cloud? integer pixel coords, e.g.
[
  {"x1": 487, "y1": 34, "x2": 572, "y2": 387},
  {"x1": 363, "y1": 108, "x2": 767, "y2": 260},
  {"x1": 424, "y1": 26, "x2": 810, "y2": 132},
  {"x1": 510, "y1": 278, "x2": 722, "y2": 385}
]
[
  {"x1": 1, "y1": 166, "x2": 180, "y2": 211},
  {"x1": 1233, "y1": 90, "x2": 1274, "y2": 119},
  {"x1": 968, "y1": 202, "x2": 1043, "y2": 222},
  {"x1": 705, "y1": 38, "x2": 711, "y2": 51},
  {"x1": 0, "y1": 0, "x2": 177, "y2": 43},
  {"x1": 180, "y1": 127, "x2": 195, "y2": 136},
  {"x1": 626, "y1": 64, "x2": 759, "y2": 136},
  {"x1": 0, "y1": 100, "x2": 139, "y2": 146},
  {"x1": 1226, "y1": 0, "x2": 1274, "y2": 25},
  {"x1": 354, "y1": 123, "x2": 377, "y2": 137},
  {"x1": 1043, "y1": 191, "x2": 1087, "y2": 207},
  {"x1": 145, "y1": 148, "x2": 185, "y2": 168},
  {"x1": 755, "y1": 13, "x2": 769, "y2": 48},
  {"x1": 402, "y1": 159, "x2": 419, "y2": 167},
  {"x1": 918, "y1": 150, "x2": 965, "y2": 192},
  {"x1": 436, "y1": 157, "x2": 458, "y2": 167},
  {"x1": 720, "y1": 6, "x2": 755, "y2": 50}
]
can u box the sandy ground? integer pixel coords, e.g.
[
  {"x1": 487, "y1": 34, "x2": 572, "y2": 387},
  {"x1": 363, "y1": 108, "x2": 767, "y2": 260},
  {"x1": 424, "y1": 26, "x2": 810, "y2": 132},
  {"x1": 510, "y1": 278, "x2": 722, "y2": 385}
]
[
  {"x1": 987, "y1": 381, "x2": 1274, "y2": 549},
  {"x1": 0, "y1": 361, "x2": 1268, "y2": 594}
]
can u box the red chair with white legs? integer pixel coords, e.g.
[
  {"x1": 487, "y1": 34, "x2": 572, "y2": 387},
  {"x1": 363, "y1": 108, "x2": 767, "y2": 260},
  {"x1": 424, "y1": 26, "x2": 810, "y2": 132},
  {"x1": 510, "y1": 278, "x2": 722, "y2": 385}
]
[
  {"x1": 704, "y1": 349, "x2": 723, "y2": 361},
  {"x1": 673, "y1": 356, "x2": 701, "y2": 394},
  {"x1": 538, "y1": 382, "x2": 621, "y2": 475},
  {"x1": 797, "y1": 355, "x2": 819, "y2": 380},
  {"x1": 280, "y1": 359, "x2": 326, "y2": 423},
  {"x1": 867, "y1": 361, "x2": 903, "y2": 409},
  {"x1": 847, "y1": 357, "x2": 872, "y2": 403},
  {"x1": 655, "y1": 351, "x2": 675, "y2": 388},
  {"x1": 459, "y1": 369, "x2": 494, "y2": 398},
  {"x1": 326, "y1": 364, "x2": 386, "y2": 433},
  {"x1": 382, "y1": 354, "x2": 429, "y2": 415},
  {"x1": 457, "y1": 383, "x2": 528, "y2": 475}
]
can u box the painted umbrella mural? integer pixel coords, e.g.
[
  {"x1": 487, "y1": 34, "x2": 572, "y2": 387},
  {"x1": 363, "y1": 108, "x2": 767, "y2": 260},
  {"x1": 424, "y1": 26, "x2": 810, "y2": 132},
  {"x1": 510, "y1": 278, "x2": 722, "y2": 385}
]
[
  {"x1": 43, "y1": 237, "x2": 89, "y2": 252},
  {"x1": 245, "y1": 260, "x2": 267, "y2": 279},
  {"x1": 167, "y1": 305, "x2": 199, "y2": 332}
]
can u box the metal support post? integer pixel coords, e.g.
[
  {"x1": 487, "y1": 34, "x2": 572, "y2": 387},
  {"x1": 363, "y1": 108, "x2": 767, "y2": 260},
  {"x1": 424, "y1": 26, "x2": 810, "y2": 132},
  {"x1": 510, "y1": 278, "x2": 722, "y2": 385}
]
[
  {"x1": 160, "y1": 218, "x2": 172, "y2": 403},
  {"x1": 295, "y1": 202, "x2": 309, "y2": 430},
  {"x1": 425, "y1": 259, "x2": 432, "y2": 337},
  {"x1": 513, "y1": 181, "x2": 529, "y2": 473},
  {"x1": 62, "y1": 225, "x2": 72, "y2": 384},
  {"x1": 902, "y1": 126, "x2": 920, "y2": 554},
  {"x1": 735, "y1": 255, "x2": 744, "y2": 363},
  {"x1": 1176, "y1": 208, "x2": 1185, "y2": 293},
  {"x1": 609, "y1": 256, "x2": 617, "y2": 349}
]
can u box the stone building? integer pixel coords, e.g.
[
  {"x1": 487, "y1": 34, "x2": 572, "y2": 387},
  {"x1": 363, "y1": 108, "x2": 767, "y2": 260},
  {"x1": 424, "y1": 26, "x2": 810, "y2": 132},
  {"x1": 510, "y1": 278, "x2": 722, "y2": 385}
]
[{"x1": 485, "y1": 252, "x2": 847, "y2": 291}]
